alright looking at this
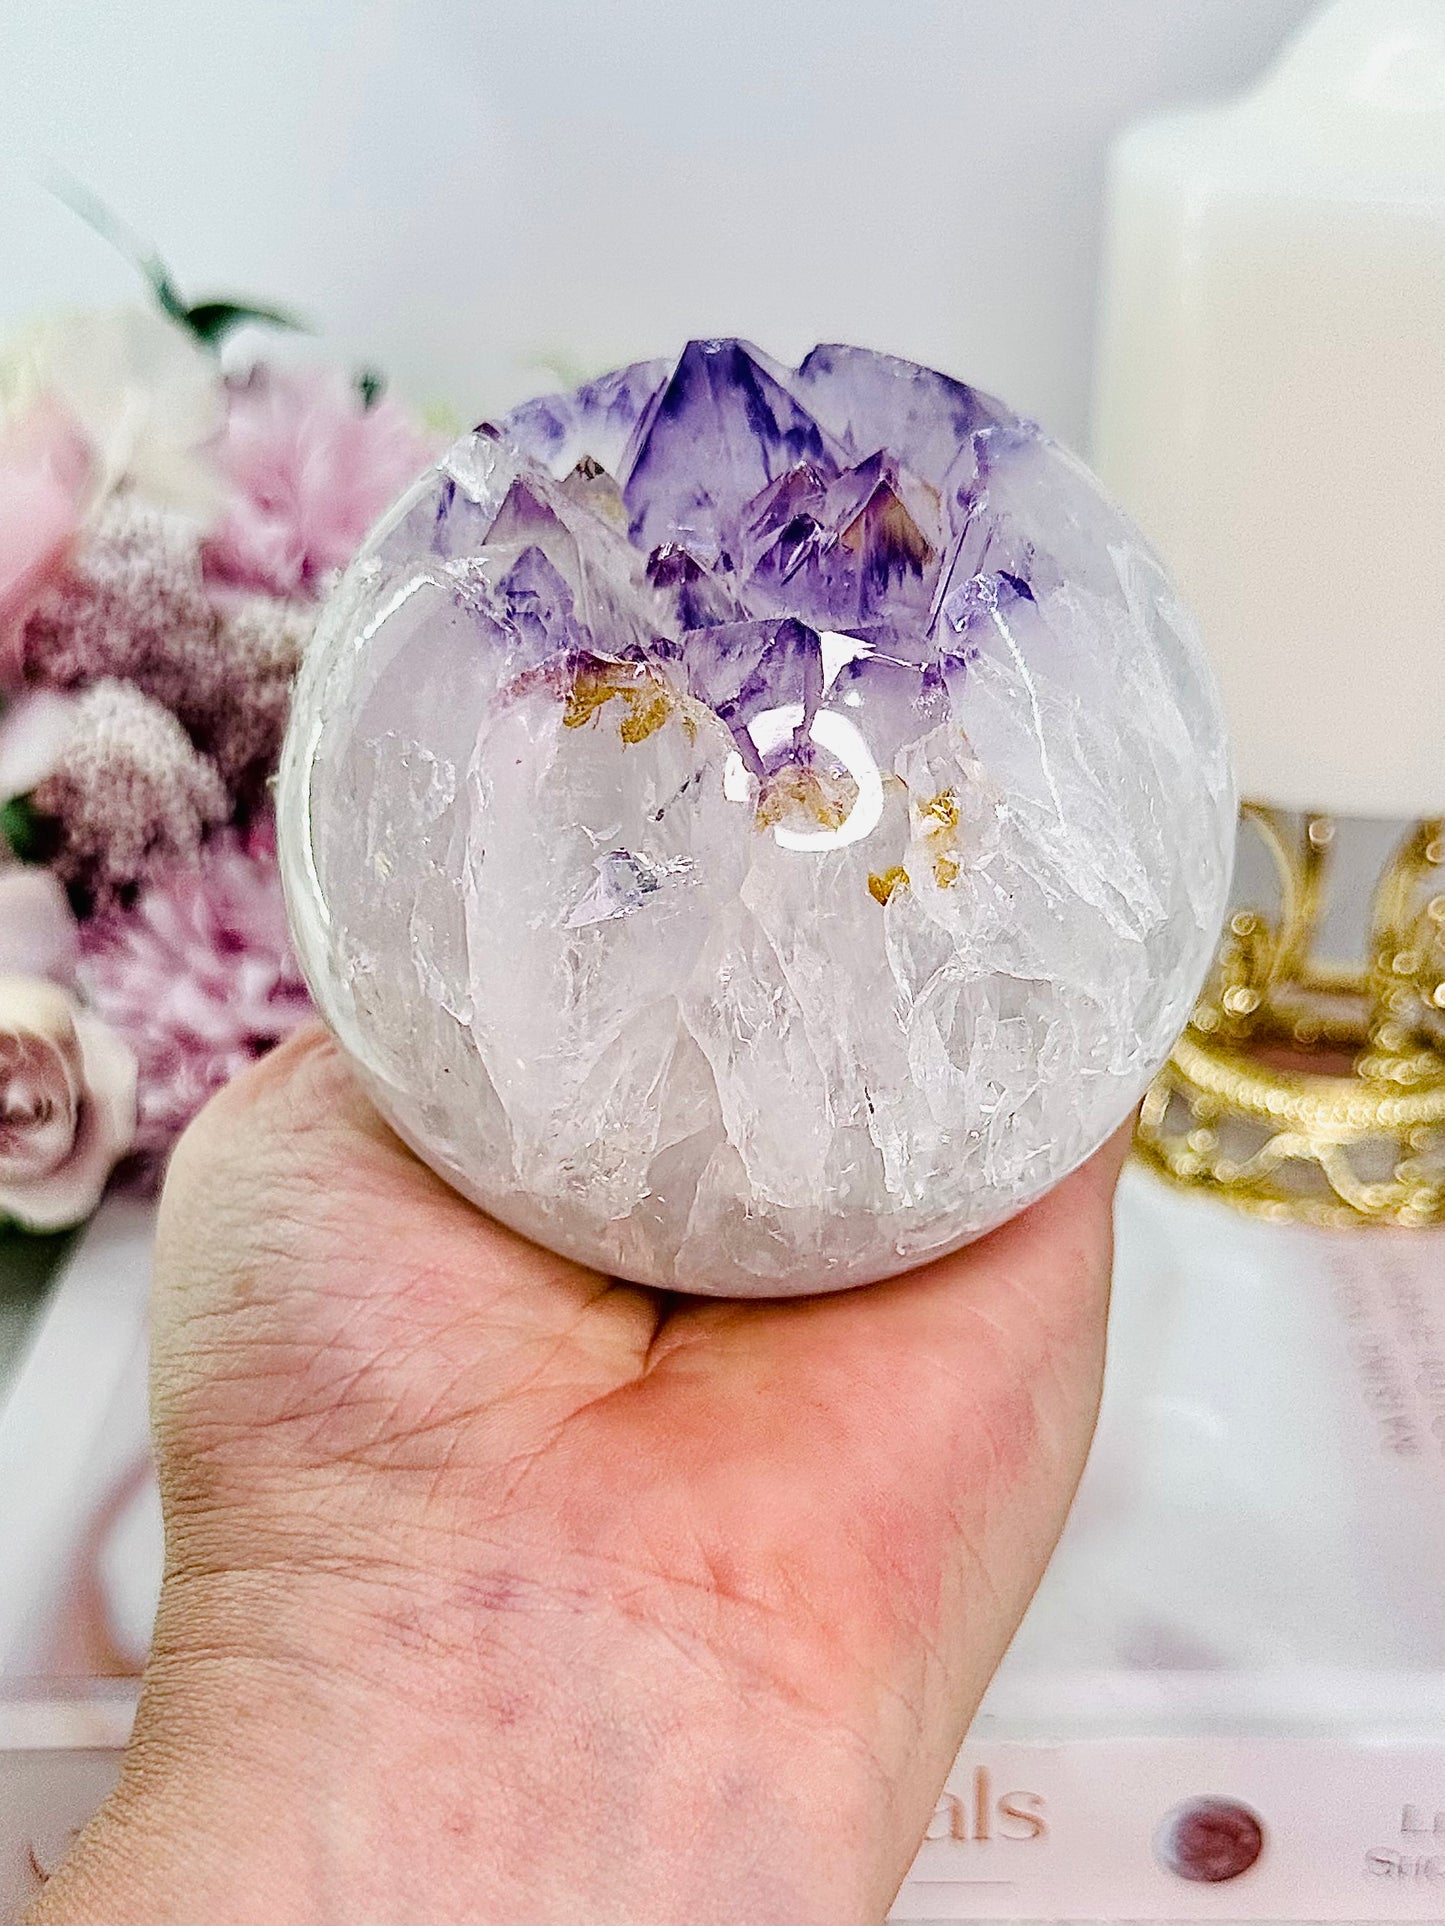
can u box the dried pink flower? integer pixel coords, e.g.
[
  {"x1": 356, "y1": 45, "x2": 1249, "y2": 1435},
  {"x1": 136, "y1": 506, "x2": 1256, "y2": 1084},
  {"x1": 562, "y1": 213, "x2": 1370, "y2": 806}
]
[
  {"x1": 33, "y1": 679, "x2": 228, "y2": 898},
  {"x1": 205, "y1": 365, "x2": 434, "y2": 597},
  {"x1": 78, "y1": 818, "x2": 312, "y2": 1168},
  {"x1": 203, "y1": 591, "x2": 313, "y2": 789},
  {"x1": 21, "y1": 495, "x2": 215, "y2": 695},
  {"x1": 19, "y1": 497, "x2": 313, "y2": 793}
]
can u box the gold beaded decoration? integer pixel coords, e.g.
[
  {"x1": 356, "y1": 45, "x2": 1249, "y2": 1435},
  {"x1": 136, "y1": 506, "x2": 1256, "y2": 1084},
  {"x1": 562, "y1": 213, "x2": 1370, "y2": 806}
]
[{"x1": 1134, "y1": 805, "x2": 1445, "y2": 1227}]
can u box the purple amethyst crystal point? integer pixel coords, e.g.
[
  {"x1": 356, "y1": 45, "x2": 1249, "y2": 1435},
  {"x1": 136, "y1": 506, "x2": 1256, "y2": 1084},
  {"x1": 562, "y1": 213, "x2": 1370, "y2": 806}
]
[
  {"x1": 683, "y1": 616, "x2": 823, "y2": 769},
  {"x1": 506, "y1": 355, "x2": 670, "y2": 479},
  {"x1": 646, "y1": 543, "x2": 741, "y2": 631},
  {"x1": 492, "y1": 545, "x2": 580, "y2": 657},
  {"x1": 380, "y1": 430, "x2": 522, "y2": 565},
  {"x1": 824, "y1": 645, "x2": 949, "y2": 763},
  {"x1": 620, "y1": 339, "x2": 842, "y2": 565},
  {"x1": 282, "y1": 340, "x2": 1234, "y2": 1299},
  {"x1": 815, "y1": 454, "x2": 942, "y2": 623},
  {"x1": 482, "y1": 474, "x2": 578, "y2": 557},
  {"x1": 792, "y1": 342, "x2": 1008, "y2": 488}
]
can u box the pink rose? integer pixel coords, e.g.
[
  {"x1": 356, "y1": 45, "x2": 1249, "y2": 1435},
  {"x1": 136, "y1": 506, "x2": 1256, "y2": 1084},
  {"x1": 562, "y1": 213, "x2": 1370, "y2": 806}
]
[
  {"x1": 0, "y1": 400, "x2": 93, "y2": 689},
  {"x1": 0, "y1": 976, "x2": 137, "y2": 1230}
]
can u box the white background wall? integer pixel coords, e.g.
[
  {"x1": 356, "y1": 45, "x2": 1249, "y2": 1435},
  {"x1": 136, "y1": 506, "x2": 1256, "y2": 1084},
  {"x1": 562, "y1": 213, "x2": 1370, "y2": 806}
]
[{"x1": 0, "y1": 0, "x2": 1317, "y2": 449}]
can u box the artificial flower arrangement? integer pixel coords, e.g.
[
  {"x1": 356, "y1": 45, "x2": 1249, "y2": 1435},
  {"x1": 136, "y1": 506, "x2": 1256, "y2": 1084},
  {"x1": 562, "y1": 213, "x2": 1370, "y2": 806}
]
[{"x1": 0, "y1": 256, "x2": 436, "y2": 1233}]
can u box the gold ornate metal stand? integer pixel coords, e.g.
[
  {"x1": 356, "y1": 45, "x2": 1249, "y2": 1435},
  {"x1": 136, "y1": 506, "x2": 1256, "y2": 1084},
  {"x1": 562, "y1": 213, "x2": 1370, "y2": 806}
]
[{"x1": 1135, "y1": 806, "x2": 1445, "y2": 1227}]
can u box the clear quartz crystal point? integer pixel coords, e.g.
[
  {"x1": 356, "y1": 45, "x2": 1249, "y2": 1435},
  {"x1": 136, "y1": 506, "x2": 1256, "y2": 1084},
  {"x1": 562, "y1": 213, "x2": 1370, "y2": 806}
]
[{"x1": 278, "y1": 341, "x2": 1234, "y2": 1297}]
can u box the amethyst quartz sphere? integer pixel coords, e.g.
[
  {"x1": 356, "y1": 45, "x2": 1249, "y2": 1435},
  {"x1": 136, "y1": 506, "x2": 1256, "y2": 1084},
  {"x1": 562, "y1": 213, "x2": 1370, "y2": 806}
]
[{"x1": 278, "y1": 340, "x2": 1233, "y2": 1296}]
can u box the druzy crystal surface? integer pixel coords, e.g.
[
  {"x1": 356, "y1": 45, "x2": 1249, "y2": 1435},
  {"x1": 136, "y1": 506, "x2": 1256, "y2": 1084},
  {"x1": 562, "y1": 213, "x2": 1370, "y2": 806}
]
[{"x1": 279, "y1": 341, "x2": 1233, "y2": 1296}]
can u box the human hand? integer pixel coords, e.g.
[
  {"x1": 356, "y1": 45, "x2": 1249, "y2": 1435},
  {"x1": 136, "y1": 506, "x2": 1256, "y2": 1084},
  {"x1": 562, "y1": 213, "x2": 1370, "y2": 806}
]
[{"x1": 33, "y1": 1026, "x2": 1126, "y2": 1925}]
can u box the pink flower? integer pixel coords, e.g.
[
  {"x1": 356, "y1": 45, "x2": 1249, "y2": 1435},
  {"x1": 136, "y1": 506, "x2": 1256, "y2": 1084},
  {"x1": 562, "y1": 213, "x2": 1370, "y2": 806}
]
[
  {"x1": 199, "y1": 590, "x2": 313, "y2": 790},
  {"x1": 0, "y1": 307, "x2": 224, "y2": 522},
  {"x1": 19, "y1": 498, "x2": 314, "y2": 794},
  {"x1": 33, "y1": 680, "x2": 229, "y2": 900},
  {"x1": 204, "y1": 366, "x2": 434, "y2": 597},
  {"x1": 0, "y1": 867, "x2": 79, "y2": 982},
  {"x1": 0, "y1": 975, "x2": 137, "y2": 1231},
  {"x1": 20, "y1": 497, "x2": 215, "y2": 696},
  {"x1": 77, "y1": 818, "x2": 312, "y2": 1168},
  {"x1": 0, "y1": 688, "x2": 81, "y2": 804},
  {"x1": 0, "y1": 401, "x2": 93, "y2": 688}
]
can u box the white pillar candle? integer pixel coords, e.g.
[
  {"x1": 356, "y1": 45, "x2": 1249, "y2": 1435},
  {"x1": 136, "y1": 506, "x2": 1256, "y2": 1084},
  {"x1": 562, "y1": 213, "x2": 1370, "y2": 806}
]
[{"x1": 1092, "y1": 0, "x2": 1445, "y2": 819}]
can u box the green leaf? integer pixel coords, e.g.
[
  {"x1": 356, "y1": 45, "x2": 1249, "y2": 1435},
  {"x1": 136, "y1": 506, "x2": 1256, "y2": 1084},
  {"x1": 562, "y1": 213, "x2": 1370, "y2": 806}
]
[
  {"x1": 147, "y1": 262, "x2": 193, "y2": 329},
  {"x1": 0, "y1": 795, "x2": 57, "y2": 864},
  {"x1": 43, "y1": 172, "x2": 308, "y2": 353},
  {"x1": 181, "y1": 300, "x2": 308, "y2": 349},
  {"x1": 355, "y1": 367, "x2": 385, "y2": 411}
]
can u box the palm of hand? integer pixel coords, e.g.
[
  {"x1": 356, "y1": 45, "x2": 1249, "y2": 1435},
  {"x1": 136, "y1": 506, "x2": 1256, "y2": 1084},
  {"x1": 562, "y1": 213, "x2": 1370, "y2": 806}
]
[{"x1": 122, "y1": 1028, "x2": 1120, "y2": 1923}]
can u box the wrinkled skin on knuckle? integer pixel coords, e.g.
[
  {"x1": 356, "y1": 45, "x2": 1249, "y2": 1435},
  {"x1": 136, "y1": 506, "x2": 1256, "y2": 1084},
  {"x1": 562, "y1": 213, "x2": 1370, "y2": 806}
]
[{"x1": 152, "y1": 1033, "x2": 381, "y2": 1527}]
